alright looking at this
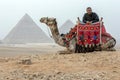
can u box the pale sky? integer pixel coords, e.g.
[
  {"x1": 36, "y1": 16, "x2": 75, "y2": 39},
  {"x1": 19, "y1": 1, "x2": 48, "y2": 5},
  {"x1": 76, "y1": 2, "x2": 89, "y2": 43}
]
[{"x1": 0, "y1": 0, "x2": 120, "y2": 41}]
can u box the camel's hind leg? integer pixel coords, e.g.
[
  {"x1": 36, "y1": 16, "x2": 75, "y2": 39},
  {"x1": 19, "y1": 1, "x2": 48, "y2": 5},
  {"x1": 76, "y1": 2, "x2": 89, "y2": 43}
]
[{"x1": 102, "y1": 38, "x2": 116, "y2": 51}]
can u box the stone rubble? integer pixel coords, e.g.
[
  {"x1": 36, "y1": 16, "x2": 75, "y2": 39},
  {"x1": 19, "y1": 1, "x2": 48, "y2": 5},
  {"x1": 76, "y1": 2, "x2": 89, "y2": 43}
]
[{"x1": 0, "y1": 52, "x2": 119, "y2": 80}]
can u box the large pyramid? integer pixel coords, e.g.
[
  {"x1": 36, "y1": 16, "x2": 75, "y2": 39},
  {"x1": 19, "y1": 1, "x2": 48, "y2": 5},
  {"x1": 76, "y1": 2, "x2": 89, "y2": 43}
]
[
  {"x1": 3, "y1": 14, "x2": 53, "y2": 44},
  {"x1": 59, "y1": 20, "x2": 75, "y2": 34}
]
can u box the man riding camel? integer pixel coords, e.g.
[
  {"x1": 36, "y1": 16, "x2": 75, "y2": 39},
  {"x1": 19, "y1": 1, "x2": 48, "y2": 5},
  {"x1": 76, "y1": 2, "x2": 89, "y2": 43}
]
[{"x1": 83, "y1": 7, "x2": 99, "y2": 23}]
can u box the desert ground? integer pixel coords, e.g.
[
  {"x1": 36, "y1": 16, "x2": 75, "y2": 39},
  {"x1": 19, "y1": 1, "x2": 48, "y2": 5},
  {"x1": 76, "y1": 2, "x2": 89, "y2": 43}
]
[{"x1": 0, "y1": 43, "x2": 120, "y2": 80}]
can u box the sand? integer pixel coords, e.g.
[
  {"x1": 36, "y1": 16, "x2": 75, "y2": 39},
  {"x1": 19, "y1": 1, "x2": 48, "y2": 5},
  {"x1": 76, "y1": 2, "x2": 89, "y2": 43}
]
[
  {"x1": 0, "y1": 43, "x2": 120, "y2": 80},
  {"x1": 0, "y1": 43, "x2": 65, "y2": 57}
]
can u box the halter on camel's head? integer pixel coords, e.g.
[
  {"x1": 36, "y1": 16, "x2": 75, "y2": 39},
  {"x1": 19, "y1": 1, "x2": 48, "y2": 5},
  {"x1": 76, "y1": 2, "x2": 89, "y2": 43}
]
[{"x1": 40, "y1": 17, "x2": 57, "y2": 27}]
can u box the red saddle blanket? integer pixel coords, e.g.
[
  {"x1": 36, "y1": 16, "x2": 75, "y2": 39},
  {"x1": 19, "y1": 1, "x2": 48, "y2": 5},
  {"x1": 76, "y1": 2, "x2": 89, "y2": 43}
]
[{"x1": 67, "y1": 22, "x2": 112, "y2": 45}]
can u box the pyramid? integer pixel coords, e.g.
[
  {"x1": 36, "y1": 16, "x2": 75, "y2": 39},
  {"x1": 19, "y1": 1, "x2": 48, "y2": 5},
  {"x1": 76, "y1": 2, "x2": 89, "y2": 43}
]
[
  {"x1": 3, "y1": 14, "x2": 53, "y2": 44},
  {"x1": 59, "y1": 20, "x2": 75, "y2": 34}
]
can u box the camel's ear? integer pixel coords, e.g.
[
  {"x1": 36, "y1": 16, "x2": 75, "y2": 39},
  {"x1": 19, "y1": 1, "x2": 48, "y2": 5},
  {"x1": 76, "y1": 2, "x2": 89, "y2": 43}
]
[{"x1": 54, "y1": 18, "x2": 56, "y2": 21}]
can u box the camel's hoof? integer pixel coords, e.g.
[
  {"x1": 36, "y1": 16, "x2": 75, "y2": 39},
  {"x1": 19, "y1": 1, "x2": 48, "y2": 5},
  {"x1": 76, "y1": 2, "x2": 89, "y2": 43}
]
[{"x1": 106, "y1": 48, "x2": 116, "y2": 51}]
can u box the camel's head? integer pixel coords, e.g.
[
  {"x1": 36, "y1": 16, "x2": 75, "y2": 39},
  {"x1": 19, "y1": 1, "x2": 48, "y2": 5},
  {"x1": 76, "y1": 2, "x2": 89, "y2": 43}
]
[{"x1": 40, "y1": 17, "x2": 57, "y2": 27}]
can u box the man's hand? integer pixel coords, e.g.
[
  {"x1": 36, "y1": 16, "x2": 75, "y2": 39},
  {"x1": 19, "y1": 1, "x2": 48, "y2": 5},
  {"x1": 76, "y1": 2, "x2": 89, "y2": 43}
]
[{"x1": 86, "y1": 21, "x2": 92, "y2": 24}]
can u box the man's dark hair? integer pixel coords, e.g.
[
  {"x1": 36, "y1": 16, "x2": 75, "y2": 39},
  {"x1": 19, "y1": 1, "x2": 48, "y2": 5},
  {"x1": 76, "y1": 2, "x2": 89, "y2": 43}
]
[{"x1": 87, "y1": 7, "x2": 92, "y2": 10}]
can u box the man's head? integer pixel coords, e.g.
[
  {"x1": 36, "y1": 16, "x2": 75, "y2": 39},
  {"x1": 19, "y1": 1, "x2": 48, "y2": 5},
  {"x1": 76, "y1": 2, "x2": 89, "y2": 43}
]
[{"x1": 86, "y1": 7, "x2": 92, "y2": 14}]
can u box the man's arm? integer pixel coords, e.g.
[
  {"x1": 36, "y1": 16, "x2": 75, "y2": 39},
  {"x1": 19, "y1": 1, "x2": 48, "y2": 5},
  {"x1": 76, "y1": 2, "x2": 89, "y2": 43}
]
[
  {"x1": 83, "y1": 13, "x2": 87, "y2": 23},
  {"x1": 92, "y1": 13, "x2": 99, "y2": 23}
]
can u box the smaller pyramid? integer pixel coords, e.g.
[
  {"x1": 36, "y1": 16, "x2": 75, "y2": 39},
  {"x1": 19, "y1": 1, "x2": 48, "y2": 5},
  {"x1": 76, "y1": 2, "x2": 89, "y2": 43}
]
[
  {"x1": 3, "y1": 14, "x2": 53, "y2": 44},
  {"x1": 59, "y1": 20, "x2": 75, "y2": 34}
]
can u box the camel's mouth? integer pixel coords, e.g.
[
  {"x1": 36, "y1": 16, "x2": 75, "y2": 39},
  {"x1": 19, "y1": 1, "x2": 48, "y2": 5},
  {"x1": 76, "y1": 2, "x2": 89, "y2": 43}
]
[
  {"x1": 40, "y1": 19, "x2": 43, "y2": 22},
  {"x1": 40, "y1": 17, "x2": 47, "y2": 23}
]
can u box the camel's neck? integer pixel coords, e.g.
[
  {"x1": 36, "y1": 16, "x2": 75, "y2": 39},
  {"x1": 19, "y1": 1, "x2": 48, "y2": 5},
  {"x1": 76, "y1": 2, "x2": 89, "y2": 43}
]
[
  {"x1": 49, "y1": 24, "x2": 60, "y2": 41},
  {"x1": 48, "y1": 23, "x2": 65, "y2": 47}
]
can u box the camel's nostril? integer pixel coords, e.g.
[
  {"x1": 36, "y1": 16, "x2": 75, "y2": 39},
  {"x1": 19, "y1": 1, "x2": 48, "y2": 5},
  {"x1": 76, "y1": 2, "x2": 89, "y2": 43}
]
[{"x1": 40, "y1": 19, "x2": 43, "y2": 22}]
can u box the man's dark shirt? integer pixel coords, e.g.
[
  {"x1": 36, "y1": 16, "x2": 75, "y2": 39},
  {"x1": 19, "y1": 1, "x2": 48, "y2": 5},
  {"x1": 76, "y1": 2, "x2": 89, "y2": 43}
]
[{"x1": 83, "y1": 12, "x2": 99, "y2": 23}]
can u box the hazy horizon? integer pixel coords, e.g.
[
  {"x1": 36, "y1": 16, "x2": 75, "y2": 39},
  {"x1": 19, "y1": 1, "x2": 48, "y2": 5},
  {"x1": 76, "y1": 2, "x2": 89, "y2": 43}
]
[{"x1": 0, "y1": 0, "x2": 120, "y2": 41}]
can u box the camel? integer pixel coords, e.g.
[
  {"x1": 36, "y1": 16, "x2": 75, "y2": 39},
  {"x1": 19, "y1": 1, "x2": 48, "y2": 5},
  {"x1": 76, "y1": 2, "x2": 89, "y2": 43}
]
[{"x1": 40, "y1": 17, "x2": 116, "y2": 53}]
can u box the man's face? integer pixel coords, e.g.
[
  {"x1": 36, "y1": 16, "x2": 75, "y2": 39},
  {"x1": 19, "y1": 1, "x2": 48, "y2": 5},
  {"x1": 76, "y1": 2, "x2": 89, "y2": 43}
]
[{"x1": 87, "y1": 8, "x2": 92, "y2": 14}]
